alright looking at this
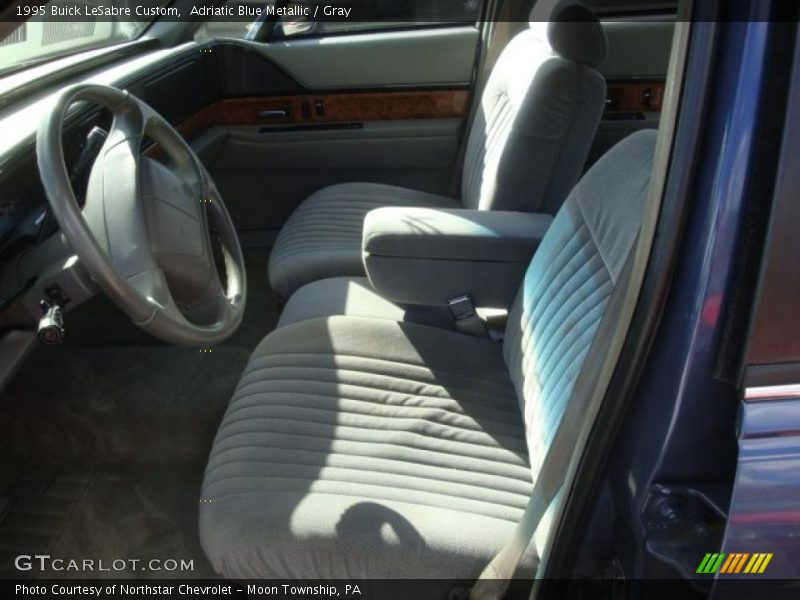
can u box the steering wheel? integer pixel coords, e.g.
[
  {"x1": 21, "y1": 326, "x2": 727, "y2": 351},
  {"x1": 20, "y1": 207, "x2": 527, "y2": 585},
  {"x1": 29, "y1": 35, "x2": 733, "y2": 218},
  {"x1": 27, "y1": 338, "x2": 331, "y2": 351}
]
[{"x1": 36, "y1": 84, "x2": 246, "y2": 346}]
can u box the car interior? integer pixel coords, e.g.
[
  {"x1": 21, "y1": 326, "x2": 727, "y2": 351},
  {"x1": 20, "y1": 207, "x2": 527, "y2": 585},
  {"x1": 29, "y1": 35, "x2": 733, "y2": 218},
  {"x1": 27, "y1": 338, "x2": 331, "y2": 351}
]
[{"x1": 0, "y1": 0, "x2": 715, "y2": 593}]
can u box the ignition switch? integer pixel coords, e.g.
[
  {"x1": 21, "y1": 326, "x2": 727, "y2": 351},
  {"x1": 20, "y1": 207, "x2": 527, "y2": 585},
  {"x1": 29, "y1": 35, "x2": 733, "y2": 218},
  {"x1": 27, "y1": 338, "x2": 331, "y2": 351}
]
[
  {"x1": 37, "y1": 286, "x2": 69, "y2": 345},
  {"x1": 38, "y1": 299, "x2": 64, "y2": 345}
]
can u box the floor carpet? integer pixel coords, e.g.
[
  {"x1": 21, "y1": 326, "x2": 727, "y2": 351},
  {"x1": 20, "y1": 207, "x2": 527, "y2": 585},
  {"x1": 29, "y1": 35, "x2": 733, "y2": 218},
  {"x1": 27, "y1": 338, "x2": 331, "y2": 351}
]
[{"x1": 0, "y1": 251, "x2": 279, "y2": 579}]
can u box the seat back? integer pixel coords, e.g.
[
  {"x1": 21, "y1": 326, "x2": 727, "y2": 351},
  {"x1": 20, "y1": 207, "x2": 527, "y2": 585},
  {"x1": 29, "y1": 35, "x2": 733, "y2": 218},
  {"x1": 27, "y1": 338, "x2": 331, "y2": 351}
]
[
  {"x1": 461, "y1": 1, "x2": 608, "y2": 214},
  {"x1": 502, "y1": 129, "x2": 657, "y2": 473}
]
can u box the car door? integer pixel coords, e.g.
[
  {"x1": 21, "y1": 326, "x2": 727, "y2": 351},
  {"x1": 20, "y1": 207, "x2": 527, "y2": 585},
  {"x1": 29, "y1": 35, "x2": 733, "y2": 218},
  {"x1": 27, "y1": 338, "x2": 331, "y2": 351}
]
[
  {"x1": 186, "y1": 0, "x2": 484, "y2": 238},
  {"x1": 713, "y1": 38, "x2": 800, "y2": 586}
]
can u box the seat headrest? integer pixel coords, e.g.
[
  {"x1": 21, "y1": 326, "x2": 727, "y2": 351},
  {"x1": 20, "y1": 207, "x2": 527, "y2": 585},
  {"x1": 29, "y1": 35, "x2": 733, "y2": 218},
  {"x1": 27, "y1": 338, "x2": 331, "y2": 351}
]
[{"x1": 544, "y1": 1, "x2": 607, "y2": 68}]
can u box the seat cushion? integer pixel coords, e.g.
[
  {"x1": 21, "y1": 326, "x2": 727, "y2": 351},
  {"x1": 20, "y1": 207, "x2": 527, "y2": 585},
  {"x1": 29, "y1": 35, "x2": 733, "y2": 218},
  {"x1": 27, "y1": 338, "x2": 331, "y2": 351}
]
[
  {"x1": 268, "y1": 183, "x2": 459, "y2": 298},
  {"x1": 277, "y1": 277, "x2": 454, "y2": 330},
  {"x1": 199, "y1": 316, "x2": 533, "y2": 580}
]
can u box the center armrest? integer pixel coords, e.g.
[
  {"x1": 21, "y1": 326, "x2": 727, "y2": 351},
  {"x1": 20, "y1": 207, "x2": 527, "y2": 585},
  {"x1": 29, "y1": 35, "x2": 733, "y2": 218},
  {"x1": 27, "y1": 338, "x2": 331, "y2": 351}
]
[{"x1": 363, "y1": 207, "x2": 553, "y2": 308}]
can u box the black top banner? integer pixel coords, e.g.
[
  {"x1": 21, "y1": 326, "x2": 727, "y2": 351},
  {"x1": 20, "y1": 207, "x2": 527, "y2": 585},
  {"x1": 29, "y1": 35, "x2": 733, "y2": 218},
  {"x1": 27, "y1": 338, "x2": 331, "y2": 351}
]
[{"x1": 1, "y1": 0, "x2": 795, "y2": 24}]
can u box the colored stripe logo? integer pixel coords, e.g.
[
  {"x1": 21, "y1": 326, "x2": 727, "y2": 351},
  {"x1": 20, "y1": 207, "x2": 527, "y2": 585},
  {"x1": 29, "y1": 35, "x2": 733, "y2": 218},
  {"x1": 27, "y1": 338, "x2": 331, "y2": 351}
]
[{"x1": 696, "y1": 552, "x2": 773, "y2": 574}]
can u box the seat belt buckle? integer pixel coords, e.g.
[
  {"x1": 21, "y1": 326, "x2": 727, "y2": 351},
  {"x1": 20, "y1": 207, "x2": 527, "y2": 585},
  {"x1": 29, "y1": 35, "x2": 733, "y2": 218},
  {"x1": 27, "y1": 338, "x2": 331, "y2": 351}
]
[
  {"x1": 448, "y1": 294, "x2": 477, "y2": 321},
  {"x1": 448, "y1": 294, "x2": 488, "y2": 337}
]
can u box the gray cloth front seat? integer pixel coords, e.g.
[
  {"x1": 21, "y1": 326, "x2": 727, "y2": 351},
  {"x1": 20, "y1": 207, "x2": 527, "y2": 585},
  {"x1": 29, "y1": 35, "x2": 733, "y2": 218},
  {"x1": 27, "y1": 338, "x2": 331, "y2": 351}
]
[
  {"x1": 268, "y1": 2, "x2": 608, "y2": 298},
  {"x1": 200, "y1": 130, "x2": 657, "y2": 581}
]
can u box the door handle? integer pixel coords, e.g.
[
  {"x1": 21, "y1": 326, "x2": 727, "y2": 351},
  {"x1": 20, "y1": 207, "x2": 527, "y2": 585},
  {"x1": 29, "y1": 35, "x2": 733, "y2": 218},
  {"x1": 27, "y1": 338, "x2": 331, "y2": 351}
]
[{"x1": 257, "y1": 109, "x2": 288, "y2": 119}]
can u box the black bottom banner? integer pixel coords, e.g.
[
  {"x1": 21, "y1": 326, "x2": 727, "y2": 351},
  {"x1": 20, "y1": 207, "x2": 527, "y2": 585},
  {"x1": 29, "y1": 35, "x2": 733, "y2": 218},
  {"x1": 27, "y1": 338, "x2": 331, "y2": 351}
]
[{"x1": 3, "y1": 578, "x2": 799, "y2": 600}]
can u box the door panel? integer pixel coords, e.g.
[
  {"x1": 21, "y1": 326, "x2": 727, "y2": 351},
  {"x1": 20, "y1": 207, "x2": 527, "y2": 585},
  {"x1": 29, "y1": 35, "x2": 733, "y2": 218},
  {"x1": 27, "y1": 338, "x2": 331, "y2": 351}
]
[
  {"x1": 206, "y1": 118, "x2": 463, "y2": 231},
  {"x1": 212, "y1": 90, "x2": 468, "y2": 124},
  {"x1": 601, "y1": 21, "x2": 675, "y2": 79},
  {"x1": 164, "y1": 90, "x2": 467, "y2": 138},
  {"x1": 586, "y1": 21, "x2": 674, "y2": 167},
  {"x1": 249, "y1": 26, "x2": 479, "y2": 88},
  {"x1": 196, "y1": 29, "x2": 478, "y2": 235}
]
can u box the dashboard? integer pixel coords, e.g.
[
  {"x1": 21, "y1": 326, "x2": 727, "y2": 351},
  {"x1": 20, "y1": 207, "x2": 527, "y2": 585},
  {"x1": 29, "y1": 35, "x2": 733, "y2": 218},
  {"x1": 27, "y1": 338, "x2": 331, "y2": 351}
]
[
  {"x1": 0, "y1": 196, "x2": 23, "y2": 246},
  {"x1": 0, "y1": 106, "x2": 112, "y2": 315},
  {"x1": 0, "y1": 41, "x2": 211, "y2": 329},
  {"x1": 0, "y1": 38, "x2": 306, "y2": 333},
  {"x1": 0, "y1": 109, "x2": 110, "y2": 261}
]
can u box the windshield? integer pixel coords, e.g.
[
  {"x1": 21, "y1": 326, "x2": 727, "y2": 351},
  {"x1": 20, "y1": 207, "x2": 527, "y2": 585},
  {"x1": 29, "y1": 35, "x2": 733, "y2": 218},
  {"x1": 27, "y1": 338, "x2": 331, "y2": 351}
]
[{"x1": 0, "y1": 0, "x2": 171, "y2": 75}]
